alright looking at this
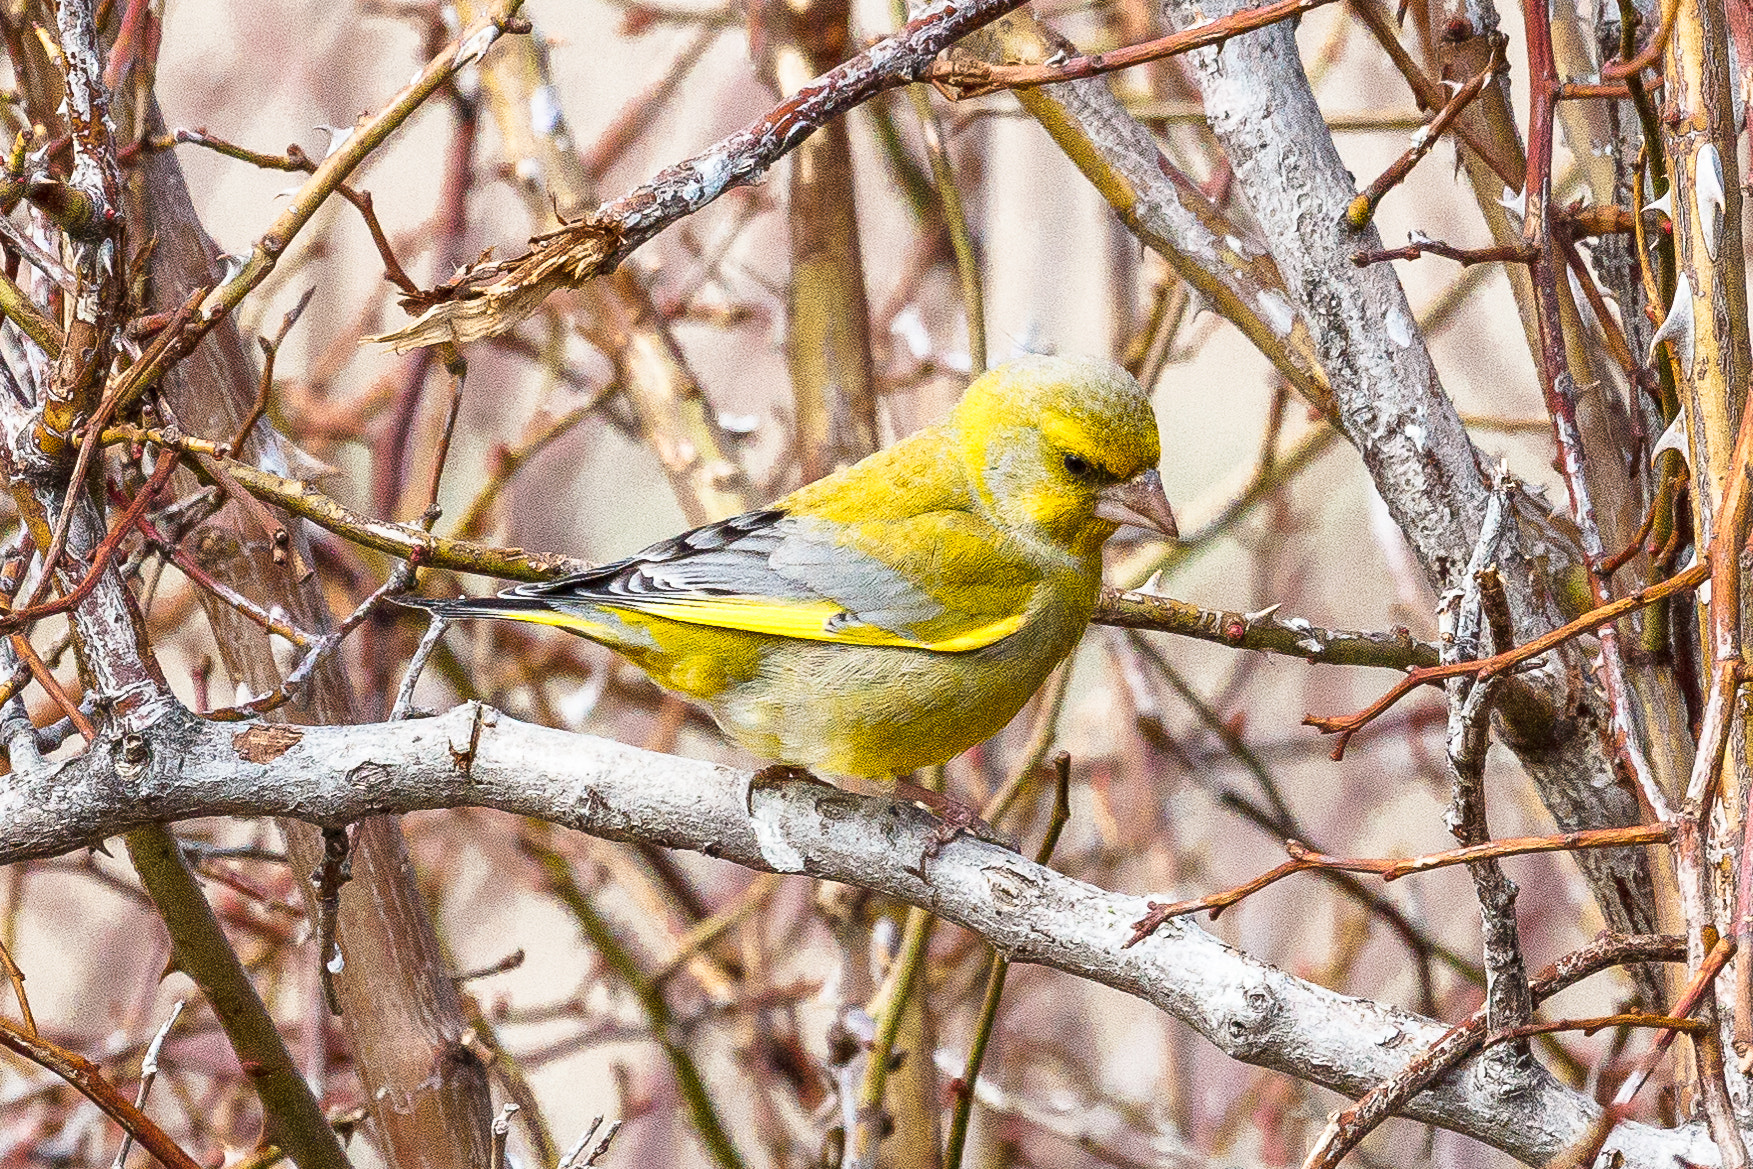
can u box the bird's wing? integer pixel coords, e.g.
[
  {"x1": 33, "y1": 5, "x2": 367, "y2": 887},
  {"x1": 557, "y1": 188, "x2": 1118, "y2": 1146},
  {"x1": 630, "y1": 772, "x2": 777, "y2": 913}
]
[{"x1": 509, "y1": 508, "x2": 1043, "y2": 652}]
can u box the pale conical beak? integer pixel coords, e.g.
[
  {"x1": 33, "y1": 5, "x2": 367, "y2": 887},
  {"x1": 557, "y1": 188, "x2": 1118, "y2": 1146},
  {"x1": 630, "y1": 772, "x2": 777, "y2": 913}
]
[{"x1": 1095, "y1": 468, "x2": 1178, "y2": 539}]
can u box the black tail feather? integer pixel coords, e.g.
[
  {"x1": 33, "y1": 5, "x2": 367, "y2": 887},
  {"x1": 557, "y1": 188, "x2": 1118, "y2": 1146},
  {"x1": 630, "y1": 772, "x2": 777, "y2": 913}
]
[{"x1": 394, "y1": 594, "x2": 560, "y2": 620}]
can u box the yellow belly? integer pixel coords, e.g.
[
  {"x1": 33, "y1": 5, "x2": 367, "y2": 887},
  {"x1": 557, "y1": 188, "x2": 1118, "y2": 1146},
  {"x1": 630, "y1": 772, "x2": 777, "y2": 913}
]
[{"x1": 566, "y1": 590, "x2": 1092, "y2": 779}]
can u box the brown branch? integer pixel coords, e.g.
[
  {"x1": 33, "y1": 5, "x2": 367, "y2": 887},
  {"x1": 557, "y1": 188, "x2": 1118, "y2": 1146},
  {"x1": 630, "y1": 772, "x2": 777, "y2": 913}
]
[
  {"x1": 1343, "y1": 0, "x2": 1522, "y2": 188},
  {"x1": 1095, "y1": 588, "x2": 1440, "y2": 670},
  {"x1": 1351, "y1": 238, "x2": 1535, "y2": 268},
  {"x1": 1600, "y1": 0, "x2": 1679, "y2": 77},
  {"x1": 107, "y1": 423, "x2": 590, "y2": 582},
  {"x1": 1383, "y1": 825, "x2": 1671, "y2": 878},
  {"x1": 201, "y1": 560, "x2": 417, "y2": 722},
  {"x1": 4, "y1": 634, "x2": 91, "y2": 740},
  {"x1": 374, "y1": 0, "x2": 1032, "y2": 350},
  {"x1": 1563, "y1": 204, "x2": 1635, "y2": 238},
  {"x1": 1557, "y1": 79, "x2": 1660, "y2": 99},
  {"x1": 1480, "y1": 1012, "x2": 1704, "y2": 1051},
  {"x1": 0, "y1": 935, "x2": 35, "y2": 1035},
  {"x1": 158, "y1": 130, "x2": 423, "y2": 296},
  {"x1": 1303, "y1": 558, "x2": 1710, "y2": 759}
]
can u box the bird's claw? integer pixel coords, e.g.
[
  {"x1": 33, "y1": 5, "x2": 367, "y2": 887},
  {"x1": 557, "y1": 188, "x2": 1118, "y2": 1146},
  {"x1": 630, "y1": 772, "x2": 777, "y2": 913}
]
[
  {"x1": 745, "y1": 763, "x2": 817, "y2": 815},
  {"x1": 924, "y1": 803, "x2": 1017, "y2": 857},
  {"x1": 892, "y1": 777, "x2": 1018, "y2": 861}
]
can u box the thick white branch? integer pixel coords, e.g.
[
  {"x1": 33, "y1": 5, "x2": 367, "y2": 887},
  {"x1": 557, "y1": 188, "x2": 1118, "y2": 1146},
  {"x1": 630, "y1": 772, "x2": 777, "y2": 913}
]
[
  {"x1": 0, "y1": 704, "x2": 1710, "y2": 1166},
  {"x1": 1158, "y1": 0, "x2": 1664, "y2": 978}
]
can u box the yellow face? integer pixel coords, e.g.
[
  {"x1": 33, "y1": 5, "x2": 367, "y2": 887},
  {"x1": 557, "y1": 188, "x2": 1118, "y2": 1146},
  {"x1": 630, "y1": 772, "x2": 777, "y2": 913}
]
[{"x1": 952, "y1": 355, "x2": 1164, "y2": 555}]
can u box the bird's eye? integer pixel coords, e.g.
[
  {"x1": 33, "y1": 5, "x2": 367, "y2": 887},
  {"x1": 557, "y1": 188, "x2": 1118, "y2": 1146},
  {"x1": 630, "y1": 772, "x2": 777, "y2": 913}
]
[{"x1": 1062, "y1": 453, "x2": 1093, "y2": 478}]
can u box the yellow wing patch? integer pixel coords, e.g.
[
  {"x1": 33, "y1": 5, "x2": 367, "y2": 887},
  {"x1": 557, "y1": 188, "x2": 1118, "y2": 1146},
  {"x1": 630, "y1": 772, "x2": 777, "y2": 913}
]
[{"x1": 618, "y1": 596, "x2": 1025, "y2": 653}]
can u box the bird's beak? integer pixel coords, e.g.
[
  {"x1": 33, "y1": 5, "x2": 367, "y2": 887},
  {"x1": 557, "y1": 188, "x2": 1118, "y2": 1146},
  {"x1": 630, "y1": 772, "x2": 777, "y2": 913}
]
[{"x1": 1095, "y1": 468, "x2": 1179, "y2": 539}]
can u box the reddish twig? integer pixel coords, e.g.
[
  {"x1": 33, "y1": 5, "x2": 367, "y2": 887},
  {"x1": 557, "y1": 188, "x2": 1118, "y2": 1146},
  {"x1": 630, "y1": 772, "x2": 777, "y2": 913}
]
[
  {"x1": 0, "y1": 936, "x2": 35, "y2": 1035},
  {"x1": 1598, "y1": 486, "x2": 1663, "y2": 578},
  {"x1": 1298, "y1": 933, "x2": 1686, "y2": 1169},
  {"x1": 0, "y1": 1017, "x2": 203, "y2": 1169},
  {"x1": 1345, "y1": 40, "x2": 1506, "y2": 227},
  {"x1": 132, "y1": 512, "x2": 313, "y2": 646},
  {"x1": 1557, "y1": 224, "x2": 1642, "y2": 382},
  {"x1": 29, "y1": 287, "x2": 204, "y2": 609},
  {"x1": 8, "y1": 634, "x2": 94, "y2": 742},
  {"x1": 1480, "y1": 1012, "x2": 1703, "y2": 1052},
  {"x1": 1128, "y1": 825, "x2": 1670, "y2": 941},
  {"x1": 338, "y1": 185, "x2": 423, "y2": 297},
  {"x1": 1557, "y1": 79, "x2": 1660, "y2": 99},
  {"x1": 1614, "y1": 937, "x2": 1737, "y2": 1106},
  {"x1": 228, "y1": 285, "x2": 315, "y2": 456},
  {"x1": 161, "y1": 131, "x2": 423, "y2": 296},
  {"x1": 922, "y1": 0, "x2": 1341, "y2": 98},
  {"x1": 421, "y1": 346, "x2": 468, "y2": 514},
  {"x1": 0, "y1": 452, "x2": 180, "y2": 637},
  {"x1": 1304, "y1": 558, "x2": 1709, "y2": 758}
]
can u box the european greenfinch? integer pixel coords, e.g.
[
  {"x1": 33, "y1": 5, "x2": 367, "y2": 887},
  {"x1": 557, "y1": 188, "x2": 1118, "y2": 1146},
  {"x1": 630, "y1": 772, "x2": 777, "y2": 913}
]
[{"x1": 406, "y1": 355, "x2": 1175, "y2": 786}]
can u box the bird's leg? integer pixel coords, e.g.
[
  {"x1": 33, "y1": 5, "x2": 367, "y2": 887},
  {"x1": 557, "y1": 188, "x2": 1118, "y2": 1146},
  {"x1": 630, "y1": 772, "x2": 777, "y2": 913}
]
[{"x1": 892, "y1": 777, "x2": 1017, "y2": 855}]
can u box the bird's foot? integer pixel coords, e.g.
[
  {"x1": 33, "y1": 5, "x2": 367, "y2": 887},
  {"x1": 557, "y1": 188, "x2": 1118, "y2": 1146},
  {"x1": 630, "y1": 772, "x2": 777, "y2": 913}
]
[
  {"x1": 746, "y1": 763, "x2": 818, "y2": 814},
  {"x1": 892, "y1": 778, "x2": 1018, "y2": 856}
]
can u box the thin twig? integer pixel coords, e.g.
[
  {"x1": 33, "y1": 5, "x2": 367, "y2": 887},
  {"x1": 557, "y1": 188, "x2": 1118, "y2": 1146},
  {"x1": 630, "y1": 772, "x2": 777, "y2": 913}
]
[
  {"x1": 0, "y1": 935, "x2": 35, "y2": 1035},
  {"x1": 111, "y1": 1000, "x2": 185, "y2": 1169},
  {"x1": 1303, "y1": 558, "x2": 1710, "y2": 759},
  {"x1": 923, "y1": 0, "x2": 1341, "y2": 98},
  {"x1": 228, "y1": 286, "x2": 315, "y2": 456},
  {"x1": 1351, "y1": 236, "x2": 1535, "y2": 268},
  {"x1": 390, "y1": 614, "x2": 449, "y2": 720},
  {"x1": 0, "y1": 452, "x2": 179, "y2": 636},
  {"x1": 1129, "y1": 825, "x2": 1671, "y2": 938},
  {"x1": 0, "y1": 1016, "x2": 204, "y2": 1169},
  {"x1": 202, "y1": 560, "x2": 417, "y2": 721},
  {"x1": 944, "y1": 753, "x2": 1071, "y2": 1169},
  {"x1": 1344, "y1": 40, "x2": 1507, "y2": 227}
]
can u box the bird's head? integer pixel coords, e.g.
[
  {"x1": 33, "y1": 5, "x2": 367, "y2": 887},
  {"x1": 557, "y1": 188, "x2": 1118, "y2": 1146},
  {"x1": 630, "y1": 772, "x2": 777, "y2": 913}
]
[{"x1": 952, "y1": 355, "x2": 1177, "y2": 558}]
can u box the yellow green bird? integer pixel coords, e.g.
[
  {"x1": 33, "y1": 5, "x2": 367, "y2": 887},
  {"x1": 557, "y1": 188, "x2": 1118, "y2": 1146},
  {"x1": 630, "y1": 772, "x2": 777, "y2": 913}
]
[{"x1": 405, "y1": 355, "x2": 1175, "y2": 792}]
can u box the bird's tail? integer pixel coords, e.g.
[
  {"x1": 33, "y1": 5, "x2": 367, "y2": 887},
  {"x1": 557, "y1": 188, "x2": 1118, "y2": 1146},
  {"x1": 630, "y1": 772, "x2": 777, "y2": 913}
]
[{"x1": 398, "y1": 593, "x2": 539, "y2": 619}]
